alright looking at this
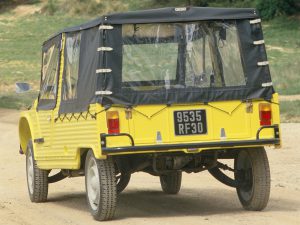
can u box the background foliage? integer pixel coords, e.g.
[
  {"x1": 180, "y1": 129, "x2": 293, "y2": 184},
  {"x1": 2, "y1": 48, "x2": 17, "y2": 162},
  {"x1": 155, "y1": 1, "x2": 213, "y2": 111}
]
[
  {"x1": 256, "y1": 0, "x2": 299, "y2": 19},
  {"x1": 0, "y1": 0, "x2": 299, "y2": 122},
  {"x1": 1, "y1": 0, "x2": 299, "y2": 19}
]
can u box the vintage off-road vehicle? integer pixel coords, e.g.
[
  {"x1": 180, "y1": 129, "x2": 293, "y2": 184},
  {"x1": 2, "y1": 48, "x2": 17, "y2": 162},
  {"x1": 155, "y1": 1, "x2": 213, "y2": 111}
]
[{"x1": 18, "y1": 7, "x2": 281, "y2": 221}]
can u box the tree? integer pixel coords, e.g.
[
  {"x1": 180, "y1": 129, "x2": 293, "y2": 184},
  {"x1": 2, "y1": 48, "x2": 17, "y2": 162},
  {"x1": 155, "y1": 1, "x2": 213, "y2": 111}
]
[
  {"x1": 0, "y1": 0, "x2": 39, "y2": 10},
  {"x1": 187, "y1": 0, "x2": 209, "y2": 6},
  {"x1": 149, "y1": 0, "x2": 208, "y2": 7},
  {"x1": 256, "y1": 0, "x2": 299, "y2": 19}
]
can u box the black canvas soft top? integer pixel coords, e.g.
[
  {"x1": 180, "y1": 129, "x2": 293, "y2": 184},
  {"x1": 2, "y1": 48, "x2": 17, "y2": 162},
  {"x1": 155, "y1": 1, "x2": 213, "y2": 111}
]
[
  {"x1": 39, "y1": 7, "x2": 274, "y2": 114},
  {"x1": 44, "y1": 7, "x2": 258, "y2": 44},
  {"x1": 105, "y1": 7, "x2": 258, "y2": 24},
  {"x1": 44, "y1": 17, "x2": 102, "y2": 44}
]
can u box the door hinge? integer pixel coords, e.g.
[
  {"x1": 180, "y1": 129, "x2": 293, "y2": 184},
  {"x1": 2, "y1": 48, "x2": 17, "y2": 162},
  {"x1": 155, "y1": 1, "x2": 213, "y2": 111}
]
[
  {"x1": 246, "y1": 101, "x2": 253, "y2": 113},
  {"x1": 125, "y1": 108, "x2": 132, "y2": 120}
]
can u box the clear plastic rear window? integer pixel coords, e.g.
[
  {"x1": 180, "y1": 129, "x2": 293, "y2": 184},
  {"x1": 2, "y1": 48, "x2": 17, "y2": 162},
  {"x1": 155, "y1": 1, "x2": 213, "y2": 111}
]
[{"x1": 122, "y1": 21, "x2": 246, "y2": 91}]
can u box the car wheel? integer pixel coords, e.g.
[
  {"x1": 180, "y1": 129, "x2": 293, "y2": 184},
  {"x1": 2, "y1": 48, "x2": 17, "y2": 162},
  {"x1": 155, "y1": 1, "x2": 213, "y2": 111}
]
[
  {"x1": 26, "y1": 140, "x2": 48, "y2": 202},
  {"x1": 85, "y1": 150, "x2": 117, "y2": 221},
  {"x1": 160, "y1": 171, "x2": 182, "y2": 194},
  {"x1": 116, "y1": 173, "x2": 131, "y2": 194},
  {"x1": 235, "y1": 148, "x2": 270, "y2": 211}
]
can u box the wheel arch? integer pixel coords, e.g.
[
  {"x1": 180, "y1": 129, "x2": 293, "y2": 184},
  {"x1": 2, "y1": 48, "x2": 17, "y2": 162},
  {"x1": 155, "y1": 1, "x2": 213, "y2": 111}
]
[
  {"x1": 77, "y1": 147, "x2": 106, "y2": 170},
  {"x1": 78, "y1": 148, "x2": 90, "y2": 170},
  {"x1": 19, "y1": 116, "x2": 33, "y2": 154}
]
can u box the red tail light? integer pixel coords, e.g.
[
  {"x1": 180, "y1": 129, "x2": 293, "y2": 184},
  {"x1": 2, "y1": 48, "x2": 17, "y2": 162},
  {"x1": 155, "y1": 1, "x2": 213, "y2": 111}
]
[
  {"x1": 259, "y1": 103, "x2": 272, "y2": 126},
  {"x1": 106, "y1": 111, "x2": 120, "y2": 134}
]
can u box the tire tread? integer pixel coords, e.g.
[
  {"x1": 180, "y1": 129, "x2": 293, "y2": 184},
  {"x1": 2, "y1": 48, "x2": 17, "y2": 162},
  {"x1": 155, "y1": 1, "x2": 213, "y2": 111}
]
[
  {"x1": 26, "y1": 140, "x2": 48, "y2": 203},
  {"x1": 236, "y1": 148, "x2": 270, "y2": 211},
  {"x1": 85, "y1": 151, "x2": 117, "y2": 221},
  {"x1": 160, "y1": 171, "x2": 182, "y2": 194}
]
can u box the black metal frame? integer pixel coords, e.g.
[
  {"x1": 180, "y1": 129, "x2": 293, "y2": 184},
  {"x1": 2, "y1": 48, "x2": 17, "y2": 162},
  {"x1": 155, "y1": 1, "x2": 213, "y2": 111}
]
[
  {"x1": 100, "y1": 133, "x2": 135, "y2": 148},
  {"x1": 256, "y1": 124, "x2": 280, "y2": 140},
  {"x1": 100, "y1": 125, "x2": 280, "y2": 154}
]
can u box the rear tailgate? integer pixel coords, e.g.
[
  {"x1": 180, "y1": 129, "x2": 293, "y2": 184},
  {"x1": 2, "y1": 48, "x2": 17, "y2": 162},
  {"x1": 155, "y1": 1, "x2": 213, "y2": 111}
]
[{"x1": 127, "y1": 101, "x2": 251, "y2": 145}]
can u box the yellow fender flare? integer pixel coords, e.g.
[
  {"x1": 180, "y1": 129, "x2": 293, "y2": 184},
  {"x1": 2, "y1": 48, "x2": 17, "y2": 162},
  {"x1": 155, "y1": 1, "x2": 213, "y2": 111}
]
[{"x1": 19, "y1": 115, "x2": 38, "y2": 155}]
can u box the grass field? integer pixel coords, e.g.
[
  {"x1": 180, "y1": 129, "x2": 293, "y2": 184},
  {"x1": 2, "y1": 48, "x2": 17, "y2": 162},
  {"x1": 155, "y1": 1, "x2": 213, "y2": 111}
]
[
  {"x1": 280, "y1": 100, "x2": 300, "y2": 122},
  {"x1": 263, "y1": 16, "x2": 300, "y2": 95},
  {"x1": 0, "y1": 5, "x2": 89, "y2": 108},
  {"x1": 0, "y1": 4, "x2": 299, "y2": 121}
]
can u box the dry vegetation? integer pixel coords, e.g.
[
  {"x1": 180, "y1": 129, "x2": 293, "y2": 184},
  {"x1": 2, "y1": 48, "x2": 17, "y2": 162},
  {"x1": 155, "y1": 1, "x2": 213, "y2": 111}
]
[{"x1": 0, "y1": 1, "x2": 299, "y2": 121}]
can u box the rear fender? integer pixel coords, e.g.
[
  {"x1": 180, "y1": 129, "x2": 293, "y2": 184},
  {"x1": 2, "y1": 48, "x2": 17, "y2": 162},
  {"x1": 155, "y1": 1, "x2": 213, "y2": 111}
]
[{"x1": 19, "y1": 116, "x2": 35, "y2": 154}]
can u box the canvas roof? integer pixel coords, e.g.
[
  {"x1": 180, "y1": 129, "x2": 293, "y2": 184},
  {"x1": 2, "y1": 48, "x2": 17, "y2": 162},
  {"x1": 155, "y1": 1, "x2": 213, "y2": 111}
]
[{"x1": 45, "y1": 7, "x2": 258, "y2": 44}]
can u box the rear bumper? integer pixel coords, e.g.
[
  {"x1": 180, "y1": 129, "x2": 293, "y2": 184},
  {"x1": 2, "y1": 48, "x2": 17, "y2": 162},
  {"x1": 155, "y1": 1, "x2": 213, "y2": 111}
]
[{"x1": 101, "y1": 125, "x2": 280, "y2": 154}]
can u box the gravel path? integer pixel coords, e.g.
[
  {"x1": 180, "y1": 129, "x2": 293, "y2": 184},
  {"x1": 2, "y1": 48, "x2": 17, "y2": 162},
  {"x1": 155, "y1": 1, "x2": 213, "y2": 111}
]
[
  {"x1": 0, "y1": 111, "x2": 299, "y2": 225},
  {"x1": 279, "y1": 95, "x2": 300, "y2": 101}
]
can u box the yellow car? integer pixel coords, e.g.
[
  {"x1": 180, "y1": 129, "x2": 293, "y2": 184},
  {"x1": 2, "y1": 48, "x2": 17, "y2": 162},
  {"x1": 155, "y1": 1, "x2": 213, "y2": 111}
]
[{"x1": 18, "y1": 7, "x2": 281, "y2": 221}]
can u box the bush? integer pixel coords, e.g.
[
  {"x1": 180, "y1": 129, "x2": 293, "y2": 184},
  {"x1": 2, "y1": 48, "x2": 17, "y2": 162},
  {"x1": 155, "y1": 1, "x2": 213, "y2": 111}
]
[
  {"x1": 256, "y1": 0, "x2": 298, "y2": 20},
  {"x1": 188, "y1": 0, "x2": 209, "y2": 6},
  {"x1": 209, "y1": 0, "x2": 254, "y2": 8},
  {"x1": 43, "y1": 0, "x2": 57, "y2": 15},
  {"x1": 0, "y1": 0, "x2": 40, "y2": 10},
  {"x1": 42, "y1": 0, "x2": 128, "y2": 16}
]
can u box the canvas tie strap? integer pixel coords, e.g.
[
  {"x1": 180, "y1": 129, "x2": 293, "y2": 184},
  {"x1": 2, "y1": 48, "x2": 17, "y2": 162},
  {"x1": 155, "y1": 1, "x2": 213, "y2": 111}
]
[
  {"x1": 262, "y1": 82, "x2": 273, "y2": 87},
  {"x1": 249, "y1": 19, "x2": 261, "y2": 24},
  {"x1": 253, "y1": 40, "x2": 265, "y2": 45},
  {"x1": 175, "y1": 7, "x2": 187, "y2": 12},
  {"x1": 257, "y1": 61, "x2": 269, "y2": 66},
  {"x1": 96, "y1": 68, "x2": 112, "y2": 74},
  {"x1": 99, "y1": 25, "x2": 113, "y2": 30},
  {"x1": 97, "y1": 47, "x2": 113, "y2": 52},
  {"x1": 95, "y1": 91, "x2": 113, "y2": 95}
]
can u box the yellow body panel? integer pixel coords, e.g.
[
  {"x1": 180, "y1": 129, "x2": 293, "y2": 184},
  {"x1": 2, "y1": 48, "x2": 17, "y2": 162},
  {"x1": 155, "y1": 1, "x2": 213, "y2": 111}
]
[
  {"x1": 19, "y1": 96, "x2": 281, "y2": 170},
  {"x1": 18, "y1": 33, "x2": 281, "y2": 171},
  {"x1": 103, "y1": 94, "x2": 280, "y2": 153}
]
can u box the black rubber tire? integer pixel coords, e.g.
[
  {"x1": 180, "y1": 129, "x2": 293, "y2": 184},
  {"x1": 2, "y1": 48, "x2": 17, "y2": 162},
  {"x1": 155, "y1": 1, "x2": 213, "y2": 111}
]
[
  {"x1": 26, "y1": 140, "x2": 48, "y2": 203},
  {"x1": 85, "y1": 150, "x2": 117, "y2": 221},
  {"x1": 159, "y1": 171, "x2": 182, "y2": 194},
  {"x1": 117, "y1": 173, "x2": 131, "y2": 194},
  {"x1": 235, "y1": 148, "x2": 270, "y2": 211}
]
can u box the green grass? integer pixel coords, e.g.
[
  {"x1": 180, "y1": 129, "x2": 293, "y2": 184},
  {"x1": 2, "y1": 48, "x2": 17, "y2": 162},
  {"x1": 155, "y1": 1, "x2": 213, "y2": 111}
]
[
  {"x1": 0, "y1": 12, "x2": 90, "y2": 109},
  {"x1": 263, "y1": 16, "x2": 300, "y2": 95},
  {"x1": 0, "y1": 13, "x2": 89, "y2": 83},
  {"x1": 0, "y1": 92, "x2": 37, "y2": 109},
  {"x1": 0, "y1": 5, "x2": 299, "y2": 124},
  {"x1": 280, "y1": 100, "x2": 300, "y2": 122}
]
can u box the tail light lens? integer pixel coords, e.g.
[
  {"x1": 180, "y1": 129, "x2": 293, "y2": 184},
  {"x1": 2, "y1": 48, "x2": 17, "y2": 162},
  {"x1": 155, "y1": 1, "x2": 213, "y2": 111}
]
[
  {"x1": 106, "y1": 111, "x2": 120, "y2": 134},
  {"x1": 259, "y1": 103, "x2": 272, "y2": 126}
]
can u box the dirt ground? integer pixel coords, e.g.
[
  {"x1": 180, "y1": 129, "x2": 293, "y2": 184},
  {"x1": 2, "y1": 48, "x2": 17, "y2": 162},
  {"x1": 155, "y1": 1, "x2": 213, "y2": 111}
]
[
  {"x1": 0, "y1": 109, "x2": 299, "y2": 225},
  {"x1": 279, "y1": 95, "x2": 300, "y2": 101}
]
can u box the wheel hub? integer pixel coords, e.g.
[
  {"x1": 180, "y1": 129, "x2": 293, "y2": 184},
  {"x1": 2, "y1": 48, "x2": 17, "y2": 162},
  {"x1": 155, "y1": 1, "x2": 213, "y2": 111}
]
[
  {"x1": 87, "y1": 158, "x2": 100, "y2": 210},
  {"x1": 27, "y1": 149, "x2": 34, "y2": 194}
]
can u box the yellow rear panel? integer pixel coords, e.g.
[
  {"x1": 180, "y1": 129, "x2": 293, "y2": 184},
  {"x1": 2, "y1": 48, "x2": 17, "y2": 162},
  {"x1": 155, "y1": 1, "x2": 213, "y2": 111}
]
[{"x1": 102, "y1": 93, "x2": 280, "y2": 155}]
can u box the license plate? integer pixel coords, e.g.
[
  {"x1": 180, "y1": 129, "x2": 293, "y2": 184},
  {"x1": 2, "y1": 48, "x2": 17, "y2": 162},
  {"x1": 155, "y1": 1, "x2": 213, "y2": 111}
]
[{"x1": 174, "y1": 110, "x2": 207, "y2": 135}]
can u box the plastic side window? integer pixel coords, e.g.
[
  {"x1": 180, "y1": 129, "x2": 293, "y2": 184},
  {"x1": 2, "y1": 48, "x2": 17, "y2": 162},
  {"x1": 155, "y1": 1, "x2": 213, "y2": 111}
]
[
  {"x1": 40, "y1": 45, "x2": 59, "y2": 100},
  {"x1": 62, "y1": 32, "x2": 81, "y2": 101}
]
